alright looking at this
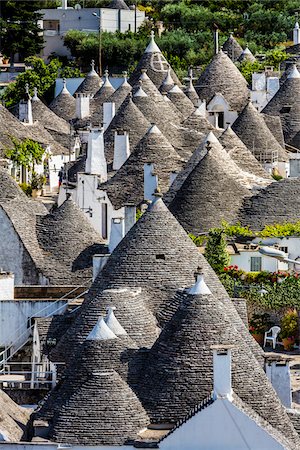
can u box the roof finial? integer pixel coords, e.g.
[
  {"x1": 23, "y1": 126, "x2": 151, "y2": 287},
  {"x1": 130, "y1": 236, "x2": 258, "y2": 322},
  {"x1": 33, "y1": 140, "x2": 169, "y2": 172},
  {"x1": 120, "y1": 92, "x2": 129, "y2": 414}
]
[
  {"x1": 105, "y1": 306, "x2": 127, "y2": 336},
  {"x1": 86, "y1": 316, "x2": 118, "y2": 341},
  {"x1": 123, "y1": 70, "x2": 128, "y2": 82},
  {"x1": 91, "y1": 59, "x2": 95, "y2": 71},
  {"x1": 61, "y1": 78, "x2": 68, "y2": 94},
  {"x1": 187, "y1": 268, "x2": 212, "y2": 295},
  {"x1": 104, "y1": 69, "x2": 109, "y2": 79},
  {"x1": 145, "y1": 29, "x2": 161, "y2": 53},
  {"x1": 32, "y1": 87, "x2": 38, "y2": 101}
]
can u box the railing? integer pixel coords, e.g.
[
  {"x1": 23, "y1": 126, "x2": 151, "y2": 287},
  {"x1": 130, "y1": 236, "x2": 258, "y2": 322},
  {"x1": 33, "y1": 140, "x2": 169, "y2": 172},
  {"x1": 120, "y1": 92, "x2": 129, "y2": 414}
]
[{"x1": 0, "y1": 279, "x2": 92, "y2": 372}]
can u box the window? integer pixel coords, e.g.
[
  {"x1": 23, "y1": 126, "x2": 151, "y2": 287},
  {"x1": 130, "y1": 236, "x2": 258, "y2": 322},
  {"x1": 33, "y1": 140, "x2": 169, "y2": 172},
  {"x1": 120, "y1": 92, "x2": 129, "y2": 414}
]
[
  {"x1": 280, "y1": 106, "x2": 291, "y2": 113},
  {"x1": 156, "y1": 254, "x2": 166, "y2": 260},
  {"x1": 250, "y1": 256, "x2": 262, "y2": 272},
  {"x1": 101, "y1": 203, "x2": 108, "y2": 240},
  {"x1": 217, "y1": 112, "x2": 224, "y2": 129}
]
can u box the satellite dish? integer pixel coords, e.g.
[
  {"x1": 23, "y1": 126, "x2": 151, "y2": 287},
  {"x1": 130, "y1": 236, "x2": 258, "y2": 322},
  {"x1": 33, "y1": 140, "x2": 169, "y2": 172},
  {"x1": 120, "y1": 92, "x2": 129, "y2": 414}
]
[{"x1": 75, "y1": 3, "x2": 82, "y2": 9}]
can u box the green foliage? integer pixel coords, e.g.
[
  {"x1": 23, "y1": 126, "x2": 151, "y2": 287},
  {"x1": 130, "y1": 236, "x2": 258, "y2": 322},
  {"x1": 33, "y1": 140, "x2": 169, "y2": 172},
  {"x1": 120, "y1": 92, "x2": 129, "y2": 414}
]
[
  {"x1": 19, "y1": 182, "x2": 32, "y2": 197},
  {"x1": 0, "y1": 1, "x2": 44, "y2": 61},
  {"x1": 280, "y1": 309, "x2": 298, "y2": 338},
  {"x1": 30, "y1": 172, "x2": 46, "y2": 190},
  {"x1": 1, "y1": 57, "x2": 81, "y2": 107},
  {"x1": 249, "y1": 313, "x2": 270, "y2": 334},
  {"x1": 5, "y1": 138, "x2": 45, "y2": 171},
  {"x1": 236, "y1": 60, "x2": 264, "y2": 84},
  {"x1": 204, "y1": 228, "x2": 230, "y2": 274}
]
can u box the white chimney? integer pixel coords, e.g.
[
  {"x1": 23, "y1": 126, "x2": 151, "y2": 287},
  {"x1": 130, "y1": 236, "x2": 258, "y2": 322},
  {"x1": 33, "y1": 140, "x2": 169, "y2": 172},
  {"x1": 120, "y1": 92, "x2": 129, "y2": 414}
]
[
  {"x1": 92, "y1": 254, "x2": 110, "y2": 281},
  {"x1": 75, "y1": 93, "x2": 90, "y2": 119},
  {"x1": 61, "y1": 0, "x2": 68, "y2": 9},
  {"x1": 212, "y1": 345, "x2": 234, "y2": 400},
  {"x1": 294, "y1": 21, "x2": 300, "y2": 45},
  {"x1": 0, "y1": 272, "x2": 14, "y2": 300},
  {"x1": 124, "y1": 204, "x2": 136, "y2": 234},
  {"x1": 113, "y1": 130, "x2": 130, "y2": 170},
  {"x1": 144, "y1": 163, "x2": 158, "y2": 202},
  {"x1": 19, "y1": 84, "x2": 33, "y2": 125},
  {"x1": 108, "y1": 216, "x2": 125, "y2": 253},
  {"x1": 265, "y1": 354, "x2": 292, "y2": 408},
  {"x1": 85, "y1": 128, "x2": 107, "y2": 181},
  {"x1": 103, "y1": 102, "x2": 115, "y2": 131}
]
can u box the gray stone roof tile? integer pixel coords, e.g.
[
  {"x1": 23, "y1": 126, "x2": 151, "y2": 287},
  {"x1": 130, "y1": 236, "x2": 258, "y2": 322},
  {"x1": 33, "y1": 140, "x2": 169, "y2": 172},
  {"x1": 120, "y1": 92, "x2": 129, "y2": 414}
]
[
  {"x1": 222, "y1": 34, "x2": 243, "y2": 62},
  {"x1": 195, "y1": 50, "x2": 249, "y2": 111}
]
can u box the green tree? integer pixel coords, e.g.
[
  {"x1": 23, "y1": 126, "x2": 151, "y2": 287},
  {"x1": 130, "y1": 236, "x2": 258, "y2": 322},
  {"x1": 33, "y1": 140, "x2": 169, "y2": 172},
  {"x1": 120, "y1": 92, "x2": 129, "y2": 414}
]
[
  {"x1": 1, "y1": 57, "x2": 81, "y2": 107},
  {"x1": 204, "y1": 228, "x2": 230, "y2": 274},
  {"x1": 5, "y1": 138, "x2": 45, "y2": 173},
  {"x1": 0, "y1": 1, "x2": 44, "y2": 64}
]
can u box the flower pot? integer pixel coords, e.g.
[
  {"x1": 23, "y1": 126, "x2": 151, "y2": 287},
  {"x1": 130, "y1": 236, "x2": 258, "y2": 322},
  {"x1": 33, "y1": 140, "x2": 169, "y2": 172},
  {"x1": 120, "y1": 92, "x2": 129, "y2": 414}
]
[
  {"x1": 282, "y1": 337, "x2": 295, "y2": 351},
  {"x1": 252, "y1": 333, "x2": 264, "y2": 346},
  {"x1": 31, "y1": 189, "x2": 42, "y2": 198}
]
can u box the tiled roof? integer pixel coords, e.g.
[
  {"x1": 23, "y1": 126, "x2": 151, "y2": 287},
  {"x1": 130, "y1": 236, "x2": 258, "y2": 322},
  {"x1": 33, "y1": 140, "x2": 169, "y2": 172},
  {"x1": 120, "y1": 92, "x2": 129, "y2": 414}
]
[
  {"x1": 195, "y1": 51, "x2": 249, "y2": 111},
  {"x1": 222, "y1": 34, "x2": 243, "y2": 62},
  {"x1": 49, "y1": 80, "x2": 76, "y2": 121}
]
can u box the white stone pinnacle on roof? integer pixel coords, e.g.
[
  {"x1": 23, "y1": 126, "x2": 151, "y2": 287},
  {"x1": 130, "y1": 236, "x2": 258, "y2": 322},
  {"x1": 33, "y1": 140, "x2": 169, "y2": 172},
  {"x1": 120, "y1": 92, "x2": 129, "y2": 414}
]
[
  {"x1": 61, "y1": 78, "x2": 69, "y2": 94},
  {"x1": 205, "y1": 131, "x2": 219, "y2": 144},
  {"x1": 148, "y1": 124, "x2": 161, "y2": 134},
  {"x1": 295, "y1": 21, "x2": 300, "y2": 29},
  {"x1": 162, "y1": 66, "x2": 173, "y2": 86},
  {"x1": 32, "y1": 87, "x2": 39, "y2": 101},
  {"x1": 145, "y1": 30, "x2": 161, "y2": 54},
  {"x1": 105, "y1": 306, "x2": 127, "y2": 336},
  {"x1": 169, "y1": 84, "x2": 183, "y2": 94},
  {"x1": 121, "y1": 71, "x2": 130, "y2": 86},
  {"x1": 103, "y1": 69, "x2": 113, "y2": 88},
  {"x1": 89, "y1": 59, "x2": 98, "y2": 76},
  {"x1": 133, "y1": 84, "x2": 148, "y2": 97},
  {"x1": 139, "y1": 69, "x2": 150, "y2": 82},
  {"x1": 187, "y1": 272, "x2": 212, "y2": 295},
  {"x1": 86, "y1": 316, "x2": 118, "y2": 340},
  {"x1": 288, "y1": 64, "x2": 300, "y2": 79}
]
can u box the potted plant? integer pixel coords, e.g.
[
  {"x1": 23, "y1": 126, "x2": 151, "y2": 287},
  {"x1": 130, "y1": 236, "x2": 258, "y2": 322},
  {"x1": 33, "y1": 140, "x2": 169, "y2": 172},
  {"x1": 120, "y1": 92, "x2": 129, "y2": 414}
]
[
  {"x1": 280, "y1": 309, "x2": 298, "y2": 351},
  {"x1": 249, "y1": 313, "x2": 270, "y2": 346},
  {"x1": 31, "y1": 173, "x2": 46, "y2": 198}
]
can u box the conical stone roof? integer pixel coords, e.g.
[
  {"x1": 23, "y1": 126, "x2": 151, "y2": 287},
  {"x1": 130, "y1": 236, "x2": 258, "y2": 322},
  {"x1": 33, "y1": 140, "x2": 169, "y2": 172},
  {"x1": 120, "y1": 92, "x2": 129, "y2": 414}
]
[
  {"x1": 54, "y1": 196, "x2": 264, "y2": 365},
  {"x1": 219, "y1": 126, "x2": 271, "y2": 178},
  {"x1": 48, "y1": 287, "x2": 159, "y2": 366},
  {"x1": 36, "y1": 198, "x2": 104, "y2": 272},
  {"x1": 40, "y1": 327, "x2": 138, "y2": 415},
  {"x1": 232, "y1": 102, "x2": 287, "y2": 162},
  {"x1": 168, "y1": 137, "x2": 254, "y2": 234},
  {"x1": 50, "y1": 370, "x2": 149, "y2": 445},
  {"x1": 262, "y1": 65, "x2": 300, "y2": 149},
  {"x1": 181, "y1": 107, "x2": 216, "y2": 134},
  {"x1": 107, "y1": 0, "x2": 129, "y2": 9},
  {"x1": 74, "y1": 60, "x2": 102, "y2": 96},
  {"x1": 238, "y1": 178, "x2": 300, "y2": 230},
  {"x1": 102, "y1": 125, "x2": 184, "y2": 210},
  {"x1": 136, "y1": 282, "x2": 300, "y2": 448},
  {"x1": 184, "y1": 77, "x2": 200, "y2": 107},
  {"x1": 238, "y1": 45, "x2": 256, "y2": 63},
  {"x1": 129, "y1": 32, "x2": 180, "y2": 88},
  {"x1": 104, "y1": 94, "x2": 151, "y2": 165},
  {"x1": 90, "y1": 71, "x2": 115, "y2": 125},
  {"x1": 31, "y1": 92, "x2": 70, "y2": 135},
  {"x1": 167, "y1": 84, "x2": 195, "y2": 118},
  {"x1": 222, "y1": 33, "x2": 243, "y2": 62},
  {"x1": 0, "y1": 168, "x2": 27, "y2": 200},
  {"x1": 49, "y1": 79, "x2": 76, "y2": 121},
  {"x1": 105, "y1": 72, "x2": 132, "y2": 112},
  {"x1": 195, "y1": 51, "x2": 249, "y2": 111}
]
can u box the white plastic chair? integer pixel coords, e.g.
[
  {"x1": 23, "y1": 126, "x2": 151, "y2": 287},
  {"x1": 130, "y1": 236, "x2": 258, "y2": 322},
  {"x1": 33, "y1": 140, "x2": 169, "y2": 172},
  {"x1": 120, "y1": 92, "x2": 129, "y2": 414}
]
[{"x1": 264, "y1": 326, "x2": 281, "y2": 349}]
